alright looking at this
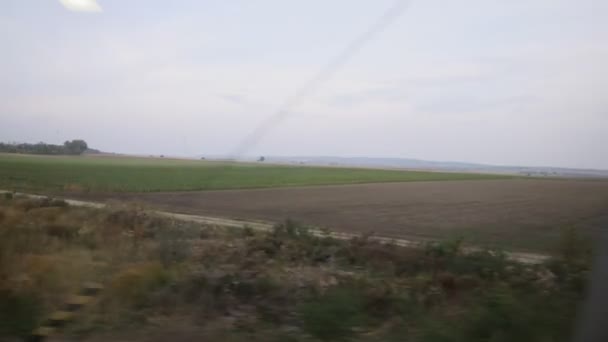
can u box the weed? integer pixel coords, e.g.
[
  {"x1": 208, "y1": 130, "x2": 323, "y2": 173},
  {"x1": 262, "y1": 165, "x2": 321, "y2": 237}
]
[{"x1": 299, "y1": 287, "x2": 366, "y2": 341}]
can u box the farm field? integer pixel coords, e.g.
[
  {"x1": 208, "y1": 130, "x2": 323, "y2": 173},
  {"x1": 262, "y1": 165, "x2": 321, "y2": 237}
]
[
  {"x1": 0, "y1": 154, "x2": 507, "y2": 193},
  {"x1": 83, "y1": 179, "x2": 608, "y2": 252},
  {"x1": 2, "y1": 154, "x2": 607, "y2": 252}
]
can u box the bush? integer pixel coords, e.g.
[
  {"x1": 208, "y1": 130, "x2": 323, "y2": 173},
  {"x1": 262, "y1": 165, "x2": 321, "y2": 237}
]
[
  {"x1": 446, "y1": 250, "x2": 511, "y2": 281},
  {"x1": 242, "y1": 225, "x2": 255, "y2": 237},
  {"x1": 272, "y1": 219, "x2": 311, "y2": 239},
  {"x1": 425, "y1": 238, "x2": 464, "y2": 258},
  {"x1": 547, "y1": 227, "x2": 592, "y2": 292},
  {"x1": 108, "y1": 263, "x2": 173, "y2": 308},
  {"x1": 156, "y1": 228, "x2": 193, "y2": 265},
  {"x1": 49, "y1": 198, "x2": 69, "y2": 208},
  {"x1": 462, "y1": 286, "x2": 538, "y2": 341},
  {"x1": 299, "y1": 287, "x2": 366, "y2": 341},
  {"x1": 0, "y1": 290, "x2": 43, "y2": 338},
  {"x1": 14, "y1": 197, "x2": 68, "y2": 211},
  {"x1": 45, "y1": 224, "x2": 79, "y2": 240},
  {"x1": 416, "y1": 282, "x2": 580, "y2": 342},
  {"x1": 554, "y1": 227, "x2": 592, "y2": 262}
]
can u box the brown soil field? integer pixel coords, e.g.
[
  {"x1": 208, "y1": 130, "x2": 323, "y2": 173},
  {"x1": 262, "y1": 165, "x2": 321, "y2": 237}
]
[{"x1": 77, "y1": 179, "x2": 608, "y2": 251}]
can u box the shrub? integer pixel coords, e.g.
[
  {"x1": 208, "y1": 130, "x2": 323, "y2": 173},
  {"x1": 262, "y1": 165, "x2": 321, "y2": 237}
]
[
  {"x1": 299, "y1": 287, "x2": 366, "y2": 341},
  {"x1": 13, "y1": 197, "x2": 68, "y2": 211},
  {"x1": 49, "y1": 198, "x2": 69, "y2": 208},
  {"x1": 28, "y1": 206, "x2": 65, "y2": 222},
  {"x1": 462, "y1": 286, "x2": 538, "y2": 341},
  {"x1": 242, "y1": 225, "x2": 255, "y2": 237},
  {"x1": 446, "y1": 250, "x2": 511, "y2": 280},
  {"x1": 547, "y1": 227, "x2": 593, "y2": 292},
  {"x1": 416, "y1": 283, "x2": 580, "y2": 342},
  {"x1": 156, "y1": 228, "x2": 192, "y2": 265},
  {"x1": 108, "y1": 263, "x2": 173, "y2": 308},
  {"x1": 425, "y1": 237, "x2": 464, "y2": 258},
  {"x1": 554, "y1": 227, "x2": 592, "y2": 262},
  {"x1": 45, "y1": 224, "x2": 79, "y2": 240},
  {"x1": 0, "y1": 290, "x2": 43, "y2": 338},
  {"x1": 273, "y1": 219, "x2": 311, "y2": 239}
]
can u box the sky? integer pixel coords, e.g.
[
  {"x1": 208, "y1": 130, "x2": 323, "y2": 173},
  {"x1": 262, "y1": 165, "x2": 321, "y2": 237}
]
[{"x1": 1, "y1": 0, "x2": 607, "y2": 169}]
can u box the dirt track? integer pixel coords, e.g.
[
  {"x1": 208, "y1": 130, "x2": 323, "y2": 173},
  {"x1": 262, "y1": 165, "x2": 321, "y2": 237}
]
[{"x1": 75, "y1": 179, "x2": 608, "y2": 251}]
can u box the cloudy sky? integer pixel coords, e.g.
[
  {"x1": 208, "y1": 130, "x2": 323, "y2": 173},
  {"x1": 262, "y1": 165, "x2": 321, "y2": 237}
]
[{"x1": 1, "y1": 0, "x2": 607, "y2": 169}]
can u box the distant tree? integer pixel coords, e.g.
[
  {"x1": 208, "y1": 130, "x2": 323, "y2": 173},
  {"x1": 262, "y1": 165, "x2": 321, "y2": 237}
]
[
  {"x1": 258, "y1": 156, "x2": 265, "y2": 162},
  {"x1": 0, "y1": 140, "x2": 90, "y2": 155},
  {"x1": 63, "y1": 140, "x2": 88, "y2": 155}
]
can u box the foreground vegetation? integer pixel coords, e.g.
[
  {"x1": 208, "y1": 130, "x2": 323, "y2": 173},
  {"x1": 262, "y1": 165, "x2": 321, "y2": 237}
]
[
  {"x1": 0, "y1": 195, "x2": 592, "y2": 341},
  {"x1": 0, "y1": 154, "x2": 507, "y2": 193}
]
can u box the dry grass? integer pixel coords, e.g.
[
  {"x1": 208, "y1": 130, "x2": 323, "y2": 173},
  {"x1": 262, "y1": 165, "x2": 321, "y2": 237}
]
[{"x1": 0, "y1": 195, "x2": 594, "y2": 341}]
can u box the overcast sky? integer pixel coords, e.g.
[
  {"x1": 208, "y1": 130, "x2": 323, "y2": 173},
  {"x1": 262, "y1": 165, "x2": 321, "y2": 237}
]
[{"x1": 1, "y1": 0, "x2": 607, "y2": 169}]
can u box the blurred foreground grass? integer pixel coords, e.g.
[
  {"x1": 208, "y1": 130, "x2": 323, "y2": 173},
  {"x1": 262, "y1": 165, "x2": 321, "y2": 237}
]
[{"x1": 0, "y1": 195, "x2": 592, "y2": 341}]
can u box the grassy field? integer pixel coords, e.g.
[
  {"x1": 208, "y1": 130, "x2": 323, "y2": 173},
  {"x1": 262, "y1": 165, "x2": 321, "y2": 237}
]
[{"x1": 0, "y1": 154, "x2": 507, "y2": 193}]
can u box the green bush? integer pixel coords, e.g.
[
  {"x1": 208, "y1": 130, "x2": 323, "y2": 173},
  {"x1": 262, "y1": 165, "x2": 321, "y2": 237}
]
[
  {"x1": 299, "y1": 287, "x2": 366, "y2": 341},
  {"x1": 446, "y1": 250, "x2": 511, "y2": 280},
  {"x1": 0, "y1": 290, "x2": 43, "y2": 338},
  {"x1": 273, "y1": 219, "x2": 311, "y2": 239},
  {"x1": 463, "y1": 287, "x2": 538, "y2": 341},
  {"x1": 425, "y1": 237, "x2": 464, "y2": 258}
]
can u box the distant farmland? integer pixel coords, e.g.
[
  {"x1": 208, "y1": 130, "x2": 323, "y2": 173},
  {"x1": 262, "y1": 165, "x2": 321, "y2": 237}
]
[
  {"x1": 2, "y1": 153, "x2": 607, "y2": 252},
  {"x1": 90, "y1": 179, "x2": 608, "y2": 252},
  {"x1": 0, "y1": 154, "x2": 507, "y2": 193}
]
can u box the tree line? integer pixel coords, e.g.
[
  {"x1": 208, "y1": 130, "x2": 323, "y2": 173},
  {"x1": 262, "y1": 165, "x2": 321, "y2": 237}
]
[{"x1": 0, "y1": 140, "x2": 90, "y2": 155}]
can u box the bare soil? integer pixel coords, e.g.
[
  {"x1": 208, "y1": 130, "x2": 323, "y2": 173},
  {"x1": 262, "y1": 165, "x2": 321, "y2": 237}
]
[{"x1": 74, "y1": 179, "x2": 608, "y2": 251}]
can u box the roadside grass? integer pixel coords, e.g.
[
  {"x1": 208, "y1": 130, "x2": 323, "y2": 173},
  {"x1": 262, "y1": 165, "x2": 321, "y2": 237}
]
[
  {"x1": 0, "y1": 195, "x2": 592, "y2": 341},
  {"x1": 0, "y1": 154, "x2": 508, "y2": 193}
]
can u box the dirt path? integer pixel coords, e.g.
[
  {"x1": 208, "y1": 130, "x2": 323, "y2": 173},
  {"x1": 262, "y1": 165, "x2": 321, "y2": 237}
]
[{"x1": 2, "y1": 190, "x2": 550, "y2": 264}]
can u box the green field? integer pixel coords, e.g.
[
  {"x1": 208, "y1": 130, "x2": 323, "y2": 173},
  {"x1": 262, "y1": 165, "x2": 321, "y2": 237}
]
[{"x1": 0, "y1": 154, "x2": 507, "y2": 193}]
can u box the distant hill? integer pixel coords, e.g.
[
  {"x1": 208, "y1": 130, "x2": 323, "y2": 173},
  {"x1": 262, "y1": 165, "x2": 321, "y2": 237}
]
[{"x1": 198, "y1": 155, "x2": 608, "y2": 179}]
